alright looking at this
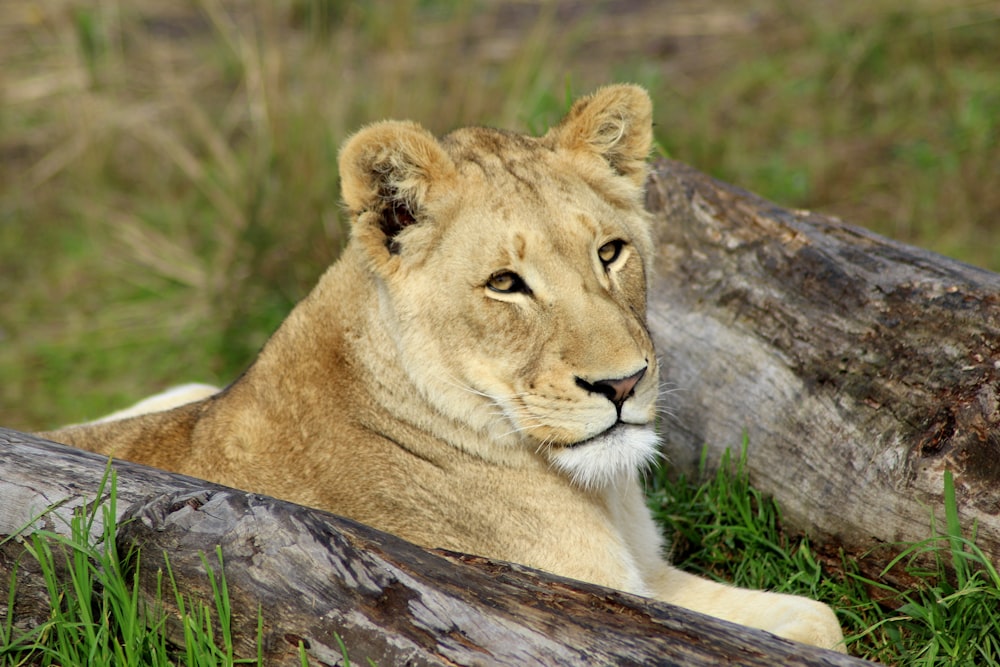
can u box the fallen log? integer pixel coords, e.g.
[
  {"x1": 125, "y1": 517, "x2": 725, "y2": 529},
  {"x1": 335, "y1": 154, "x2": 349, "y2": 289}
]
[
  {"x1": 0, "y1": 429, "x2": 865, "y2": 666},
  {"x1": 646, "y1": 158, "x2": 1000, "y2": 573}
]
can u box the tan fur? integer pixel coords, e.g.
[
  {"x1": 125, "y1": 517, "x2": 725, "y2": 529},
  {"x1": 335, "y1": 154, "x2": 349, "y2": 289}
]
[{"x1": 44, "y1": 85, "x2": 844, "y2": 650}]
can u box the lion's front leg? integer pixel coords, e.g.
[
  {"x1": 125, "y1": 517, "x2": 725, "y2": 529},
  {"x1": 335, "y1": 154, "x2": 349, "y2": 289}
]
[
  {"x1": 648, "y1": 565, "x2": 846, "y2": 652},
  {"x1": 608, "y1": 481, "x2": 845, "y2": 651}
]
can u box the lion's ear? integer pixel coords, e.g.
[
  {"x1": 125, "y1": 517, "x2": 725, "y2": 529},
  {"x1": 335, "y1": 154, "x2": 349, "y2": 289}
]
[
  {"x1": 339, "y1": 120, "x2": 456, "y2": 254},
  {"x1": 548, "y1": 84, "x2": 653, "y2": 187}
]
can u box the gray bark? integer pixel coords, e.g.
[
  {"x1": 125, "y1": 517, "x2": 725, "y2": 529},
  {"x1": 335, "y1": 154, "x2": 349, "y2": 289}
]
[{"x1": 646, "y1": 158, "x2": 1000, "y2": 575}]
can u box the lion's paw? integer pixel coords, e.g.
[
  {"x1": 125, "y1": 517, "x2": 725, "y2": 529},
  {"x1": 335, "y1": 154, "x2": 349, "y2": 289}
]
[{"x1": 762, "y1": 595, "x2": 846, "y2": 653}]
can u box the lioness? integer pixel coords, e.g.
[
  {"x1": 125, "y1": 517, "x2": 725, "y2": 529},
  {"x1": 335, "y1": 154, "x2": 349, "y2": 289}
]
[{"x1": 45, "y1": 85, "x2": 844, "y2": 650}]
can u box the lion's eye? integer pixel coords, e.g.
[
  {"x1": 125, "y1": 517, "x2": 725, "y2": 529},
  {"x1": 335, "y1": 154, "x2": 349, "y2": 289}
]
[
  {"x1": 487, "y1": 271, "x2": 529, "y2": 294},
  {"x1": 598, "y1": 240, "x2": 625, "y2": 267}
]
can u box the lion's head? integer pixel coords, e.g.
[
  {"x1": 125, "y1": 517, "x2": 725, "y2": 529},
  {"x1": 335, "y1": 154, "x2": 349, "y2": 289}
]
[{"x1": 338, "y1": 85, "x2": 659, "y2": 489}]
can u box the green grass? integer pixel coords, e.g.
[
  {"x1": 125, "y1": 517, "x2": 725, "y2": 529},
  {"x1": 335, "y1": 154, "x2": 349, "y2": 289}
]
[
  {"x1": 0, "y1": 468, "x2": 266, "y2": 666},
  {"x1": 647, "y1": 443, "x2": 1000, "y2": 665},
  {"x1": 0, "y1": 468, "x2": 360, "y2": 666}
]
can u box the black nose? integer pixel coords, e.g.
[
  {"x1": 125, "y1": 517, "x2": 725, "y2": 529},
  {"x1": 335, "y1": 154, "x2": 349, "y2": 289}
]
[{"x1": 576, "y1": 366, "x2": 647, "y2": 407}]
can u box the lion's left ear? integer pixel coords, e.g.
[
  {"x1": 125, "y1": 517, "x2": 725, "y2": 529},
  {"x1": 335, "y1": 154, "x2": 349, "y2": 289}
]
[
  {"x1": 339, "y1": 120, "x2": 456, "y2": 257},
  {"x1": 547, "y1": 84, "x2": 653, "y2": 187}
]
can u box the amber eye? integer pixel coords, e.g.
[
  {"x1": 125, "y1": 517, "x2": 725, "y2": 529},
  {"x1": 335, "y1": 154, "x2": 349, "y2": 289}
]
[
  {"x1": 487, "y1": 271, "x2": 529, "y2": 294},
  {"x1": 598, "y1": 240, "x2": 625, "y2": 267}
]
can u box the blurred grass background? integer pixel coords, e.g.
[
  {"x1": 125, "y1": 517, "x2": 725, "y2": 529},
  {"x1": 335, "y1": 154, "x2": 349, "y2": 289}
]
[{"x1": 1, "y1": 0, "x2": 998, "y2": 430}]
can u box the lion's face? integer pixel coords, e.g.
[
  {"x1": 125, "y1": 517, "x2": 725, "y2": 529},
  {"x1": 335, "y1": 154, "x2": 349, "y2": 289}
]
[{"x1": 339, "y1": 85, "x2": 660, "y2": 488}]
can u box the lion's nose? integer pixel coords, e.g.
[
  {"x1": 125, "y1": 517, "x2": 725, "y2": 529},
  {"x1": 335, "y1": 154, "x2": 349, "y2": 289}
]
[{"x1": 576, "y1": 366, "x2": 647, "y2": 407}]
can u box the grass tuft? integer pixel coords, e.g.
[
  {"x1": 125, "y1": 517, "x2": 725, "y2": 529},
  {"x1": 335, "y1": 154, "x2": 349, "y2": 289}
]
[
  {"x1": 0, "y1": 468, "x2": 263, "y2": 666},
  {"x1": 647, "y1": 442, "x2": 1000, "y2": 665}
]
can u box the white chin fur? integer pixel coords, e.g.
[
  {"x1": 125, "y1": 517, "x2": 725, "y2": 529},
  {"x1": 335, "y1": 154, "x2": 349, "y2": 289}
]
[{"x1": 550, "y1": 424, "x2": 660, "y2": 490}]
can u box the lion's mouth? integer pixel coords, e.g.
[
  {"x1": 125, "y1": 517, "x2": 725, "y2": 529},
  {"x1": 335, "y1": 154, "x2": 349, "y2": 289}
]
[{"x1": 564, "y1": 421, "x2": 629, "y2": 449}]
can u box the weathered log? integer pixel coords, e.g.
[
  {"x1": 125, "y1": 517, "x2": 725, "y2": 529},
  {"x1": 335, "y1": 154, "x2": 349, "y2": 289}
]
[
  {"x1": 0, "y1": 429, "x2": 865, "y2": 666},
  {"x1": 646, "y1": 158, "x2": 1000, "y2": 573}
]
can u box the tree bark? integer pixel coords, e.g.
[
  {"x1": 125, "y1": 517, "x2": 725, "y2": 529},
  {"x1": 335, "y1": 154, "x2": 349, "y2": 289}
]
[
  {"x1": 0, "y1": 429, "x2": 864, "y2": 666},
  {"x1": 646, "y1": 158, "x2": 1000, "y2": 574}
]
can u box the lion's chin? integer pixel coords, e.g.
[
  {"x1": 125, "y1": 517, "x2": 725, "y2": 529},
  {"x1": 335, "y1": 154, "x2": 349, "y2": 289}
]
[{"x1": 549, "y1": 423, "x2": 660, "y2": 490}]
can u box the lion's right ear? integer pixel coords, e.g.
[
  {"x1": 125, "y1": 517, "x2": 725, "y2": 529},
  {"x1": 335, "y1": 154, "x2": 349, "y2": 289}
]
[
  {"x1": 546, "y1": 84, "x2": 653, "y2": 189},
  {"x1": 339, "y1": 121, "x2": 456, "y2": 257}
]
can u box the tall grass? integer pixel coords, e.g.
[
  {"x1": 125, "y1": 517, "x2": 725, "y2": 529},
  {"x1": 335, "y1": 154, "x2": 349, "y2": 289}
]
[{"x1": 1, "y1": 0, "x2": 998, "y2": 428}]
